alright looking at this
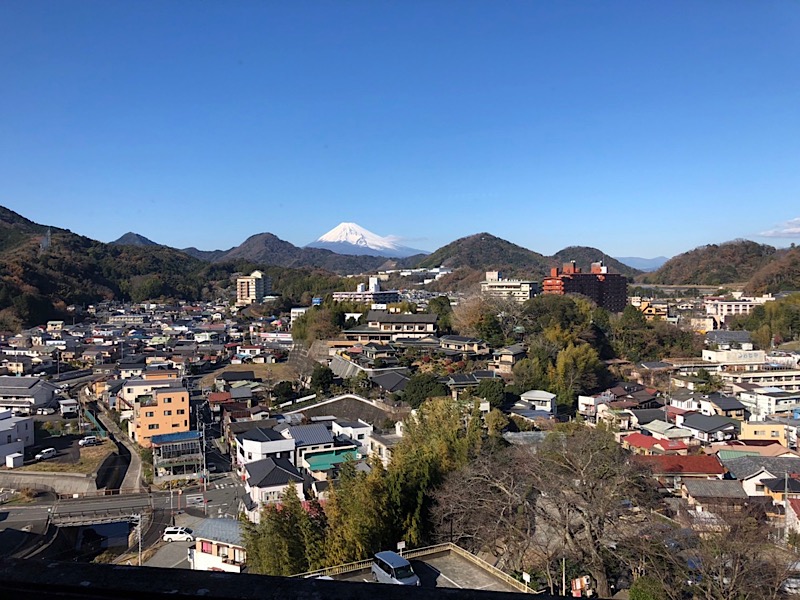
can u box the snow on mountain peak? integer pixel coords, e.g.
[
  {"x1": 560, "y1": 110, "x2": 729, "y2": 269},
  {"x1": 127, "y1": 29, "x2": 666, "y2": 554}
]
[{"x1": 315, "y1": 222, "x2": 400, "y2": 251}]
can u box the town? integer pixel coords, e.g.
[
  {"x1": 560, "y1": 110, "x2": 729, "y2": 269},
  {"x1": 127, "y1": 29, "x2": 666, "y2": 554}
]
[{"x1": 2, "y1": 254, "x2": 800, "y2": 599}]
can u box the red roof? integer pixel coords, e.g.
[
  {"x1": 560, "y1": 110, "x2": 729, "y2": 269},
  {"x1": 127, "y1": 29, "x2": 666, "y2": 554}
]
[
  {"x1": 623, "y1": 433, "x2": 659, "y2": 450},
  {"x1": 635, "y1": 454, "x2": 724, "y2": 475},
  {"x1": 208, "y1": 392, "x2": 233, "y2": 404}
]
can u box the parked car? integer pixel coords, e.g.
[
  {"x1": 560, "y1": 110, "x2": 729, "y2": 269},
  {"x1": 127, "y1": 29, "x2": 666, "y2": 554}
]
[
  {"x1": 37, "y1": 407, "x2": 56, "y2": 415},
  {"x1": 35, "y1": 448, "x2": 57, "y2": 461},
  {"x1": 162, "y1": 526, "x2": 194, "y2": 542},
  {"x1": 371, "y1": 551, "x2": 420, "y2": 586},
  {"x1": 78, "y1": 435, "x2": 102, "y2": 447}
]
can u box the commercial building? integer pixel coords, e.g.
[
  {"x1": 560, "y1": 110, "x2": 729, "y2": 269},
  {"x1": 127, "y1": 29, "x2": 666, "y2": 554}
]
[
  {"x1": 480, "y1": 271, "x2": 538, "y2": 304},
  {"x1": 332, "y1": 277, "x2": 400, "y2": 304},
  {"x1": 236, "y1": 271, "x2": 271, "y2": 306},
  {"x1": 542, "y1": 261, "x2": 627, "y2": 312}
]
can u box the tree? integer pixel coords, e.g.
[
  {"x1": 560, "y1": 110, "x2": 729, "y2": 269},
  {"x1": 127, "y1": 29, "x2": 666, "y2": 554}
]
[
  {"x1": 522, "y1": 426, "x2": 652, "y2": 598},
  {"x1": 428, "y1": 296, "x2": 453, "y2": 333},
  {"x1": 431, "y1": 445, "x2": 536, "y2": 571},
  {"x1": 401, "y1": 372, "x2": 448, "y2": 409},
  {"x1": 550, "y1": 343, "x2": 605, "y2": 410},
  {"x1": 310, "y1": 364, "x2": 334, "y2": 394},
  {"x1": 484, "y1": 408, "x2": 509, "y2": 437},
  {"x1": 272, "y1": 381, "x2": 296, "y2": 403},
  {"x1": 513, "y1": 356, "x2": 552, "y2": 391},
  {"x1": 475, "y1": 378, "x2": 506, "y2": 409},
  {"x1": 695, "y1": 368, "x2": 723, "y2": 394}
]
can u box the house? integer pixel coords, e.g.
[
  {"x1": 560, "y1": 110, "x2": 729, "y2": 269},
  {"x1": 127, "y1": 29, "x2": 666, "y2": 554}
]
[
  {"x1": 331, "y1": 419, "x2": 372, "y2": 455},
  {"x1": 621, "y1": 432, "x2": 688, "y2": 456},
  {"x1": 487, "y1": 343, "x2": 526, "y2": 375},
  {"x1": 235, "y1": 427, "x2": 295, "y2": 473},
  {"x1": 0, "y1": 376, "x2": 58, "y2": 414},
  {"x1": 739, "y1": 421, "x2": 790, "y2": 447},
  {"x1": 636, "y1": 454, "x2": 725, "y2": 492},
  {"x1": 0, "y1": 408, "x2": 34, "y2": 466},
  {"x1": 438, "y1": 336, "x2": 491, "y2": 358},
  {"x1": 367, "y1": 422, "x2": 404, "y2": 467},
  {"x1": 719, "y1": 455, "x2": 800, "y2": 499},
  {"x1": 641, "y1": 420, "x2": 695, "y2": 444},
  {"x1": 241, "y1": 457, "x2": 304, "y2": 523},
  {"x1": 677, "y1": 413, "x2": 738, "y2": 445},
  {"x1": 342, "y1": 310, "x2": 438, "y2": 343},
  {"x1": 513, "y1": 390, "x2": 557, "y2": 417},
  {"x1": 681, "y1": 479, "x2": 749, "y2": 513},
  {"x1": 188, "y1": 518, "x2": 246, "y2": 573},
  {"x1": 151, "y1": 430, "x2": 203, "y2": 483}
]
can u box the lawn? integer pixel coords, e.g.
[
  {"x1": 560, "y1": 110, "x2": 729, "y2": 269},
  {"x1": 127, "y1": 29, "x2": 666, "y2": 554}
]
[{"x1": 18, "y1": 441, "x2": 117, "y2": 475}]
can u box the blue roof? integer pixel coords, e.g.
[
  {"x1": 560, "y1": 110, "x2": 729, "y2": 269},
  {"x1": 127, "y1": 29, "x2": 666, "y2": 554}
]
[{"x1": 151, "y1": 430, "x2": 201, "y2": 444}]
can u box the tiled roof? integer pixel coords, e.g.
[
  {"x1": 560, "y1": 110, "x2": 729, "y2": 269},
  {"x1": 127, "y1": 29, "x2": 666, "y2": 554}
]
[
  {"x1": 636, "y1": 455, "x2": 724, "y2": 475},
  {"x1": 238, "y1": 427, "x2": 285, "y2": 443},
  {"x1": 683, "y1": 479, "x2": 747, "y2": 499},
  {"x1": 721, "y1": 456, "x2": 800, "y2": 480},
  {"x1": 246, "y1": 457, "x2": 303, "y2": 488}
]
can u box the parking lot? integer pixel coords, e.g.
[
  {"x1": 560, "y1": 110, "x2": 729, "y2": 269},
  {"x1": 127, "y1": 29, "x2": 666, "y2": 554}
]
[{"x1": 335, "y1": 551, "x2": 523, "y2": 593}]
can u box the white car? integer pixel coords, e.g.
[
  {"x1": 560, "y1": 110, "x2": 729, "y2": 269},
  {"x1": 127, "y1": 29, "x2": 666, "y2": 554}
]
[
  {"x1": 79, "y1": 435, "x2": 101, "y2": 447},
  {"x1": 35, "y1": 448, "x2": 57, "y2": 461},
  {"x1": 37, "y1": 407, "x2": 56, "y2": 415},
  {"x1": 162, "y1": 526, "x2": 194, "y2": 542}
]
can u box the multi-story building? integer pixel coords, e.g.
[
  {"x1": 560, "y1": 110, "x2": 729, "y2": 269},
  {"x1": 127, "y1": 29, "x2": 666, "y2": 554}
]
[
  {"x1": 128, "y1": 386, "x2": 190, "y2": 448},
  {"x1": 542, "y1": 261, "x2": 627, "y2": 312},
  {"x1": 480, "y1": 271, "x2": 538, "y2": 304},
  {"x1": 342, "y1": 310, "x2": 438, "y2": 342},
  {"x1": 704, "y1": 294, "x2": 776, "y2": 326},
  {"x1": 332, "y1": 277, "x2": 400, "y2": 304},
  {"x1": 236, "y1": 271, "x2": 270, "y2": 306}
]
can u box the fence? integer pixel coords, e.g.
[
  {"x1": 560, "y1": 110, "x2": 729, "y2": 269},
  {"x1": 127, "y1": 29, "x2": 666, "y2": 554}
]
[{"x1": 293, "y1": 542, "x2": 539, "y2": 594}]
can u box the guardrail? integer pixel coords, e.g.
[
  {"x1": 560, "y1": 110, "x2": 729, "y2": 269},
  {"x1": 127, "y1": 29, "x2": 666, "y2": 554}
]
[{"x1": 293, "y1": 542, "x2": 540, "y2": 594}]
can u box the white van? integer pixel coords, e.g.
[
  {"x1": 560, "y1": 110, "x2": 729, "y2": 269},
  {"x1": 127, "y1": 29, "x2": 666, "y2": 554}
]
[
  {"x1": 35, "y1": 448, "x2": 57, "y2": 461},
  {"x1": 162, "y1": 526, "x2": 194, "y2": 542},
  {"x1": 371, "y1": 551, "x2": 420, "y2": 586}
]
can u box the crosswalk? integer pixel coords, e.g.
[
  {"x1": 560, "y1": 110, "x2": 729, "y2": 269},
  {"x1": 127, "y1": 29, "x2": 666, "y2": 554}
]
[{"x1": 207, "y1": 482, "x2": 236, "y2": 490}]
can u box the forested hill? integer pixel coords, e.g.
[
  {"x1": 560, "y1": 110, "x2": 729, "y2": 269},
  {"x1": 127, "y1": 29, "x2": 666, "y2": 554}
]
[
  {"x1": 551, "y1": 246, "x2": 641, "y2": 278},
  {"x1": 0, "y1": 207, "x2": 353, "y2": 330},
  {"x1": 644, "y1": 240, "x2": 781, "y2": 286},
  {"x1": 417, "y1": 233, "x2": 552, "y2": 278}
]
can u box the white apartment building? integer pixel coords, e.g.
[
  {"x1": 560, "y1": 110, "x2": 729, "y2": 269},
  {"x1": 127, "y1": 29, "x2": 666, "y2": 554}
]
[
  {"x1": 0, "y1": 408, "x2": 34, "y2": 465},
  {"x1": 704, "y1": 294, "x2": 775, "y2": 324},
  {"x1": 480, "y1": 271, "x2": 538, "y2": 304},
  {"x1": 723, "y1": 369, "x2": 800, "y2": 394},
  {"x1": 236, "y1": 271, "x2": 270, "y2": 306},
  {"x1": 737, "y1": 387, "x2": 800, "y2": 421}
]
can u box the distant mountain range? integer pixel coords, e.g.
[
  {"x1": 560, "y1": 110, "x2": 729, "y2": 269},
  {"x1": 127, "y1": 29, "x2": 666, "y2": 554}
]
[
  {"x1": 306, "y1": 222, "x2": 429, "y2": 258},
  {"x1": 2, "y1": 204, "x2": 799, "y2": 329},
  {"x1": 614, "y1": 256, "x2": 670, "y2": 272}
]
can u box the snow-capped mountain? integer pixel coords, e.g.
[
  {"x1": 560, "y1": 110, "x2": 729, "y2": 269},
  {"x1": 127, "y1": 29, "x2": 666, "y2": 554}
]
[{"x1": 306, "y1": 222, "x2": 429, "y2": 258}]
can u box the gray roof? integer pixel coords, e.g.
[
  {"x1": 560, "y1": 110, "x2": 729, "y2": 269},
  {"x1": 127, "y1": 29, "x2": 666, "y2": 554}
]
[
  {"x1": 705, "y1": 330, "x2": 752, "y2": 345},
  {"x1": 0, "y1": 376, "x2": 54, "y2": 394},
  {"x1": 721, "y1": 456, "x2": 800, "y2": 480},
  {"x1": 682, "y1": 413, "x2": 737, "y2": 433},
  {"x1": 191, "y1": 518, "x2": 243, "y2": 546},
  {"x1": 683, "y1": 479, "x2": 748, "y2": 500},
  {"x1": 709, "y1": 396, "x2": 746, "y2": 411},
  {"x1": 246, "y1": 457, "x2": 303, "y2": 488},
  {"x1": 631, "y1": 409, "x2": 667, "y2": 425},
  {"x1": 238, "y1": 427, "x2": 285, "y2": 443},
  {"x1": 288, "y1": 423, "x2": 333, "y2": 447},
  {"x1": 370, "y1": 371, "x2": 409, "y2": 393}
]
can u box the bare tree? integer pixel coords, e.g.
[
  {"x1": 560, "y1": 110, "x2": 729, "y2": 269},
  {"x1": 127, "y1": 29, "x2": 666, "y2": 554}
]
[{"x1": 431, "y1": 444, "x2": 537, "y2": 571}]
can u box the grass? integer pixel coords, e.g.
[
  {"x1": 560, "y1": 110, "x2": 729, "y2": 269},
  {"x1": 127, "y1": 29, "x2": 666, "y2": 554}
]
[
  {"x1": 199, "y1": 363, "x2": 298, "y2": 389},
  {"x1": 18, "y1": 441, "x2": 117, "y2": 475}
]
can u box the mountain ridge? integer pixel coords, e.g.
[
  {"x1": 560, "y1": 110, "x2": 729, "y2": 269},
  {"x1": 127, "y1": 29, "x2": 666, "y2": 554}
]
[{"x1": 306, "y1": 222, "x2": 429, "y2": 258}]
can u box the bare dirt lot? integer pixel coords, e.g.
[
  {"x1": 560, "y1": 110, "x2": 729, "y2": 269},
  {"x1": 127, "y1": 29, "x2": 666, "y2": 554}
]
[{"x1": 199, "y1": 363, "x2": 298, "y2": 389}]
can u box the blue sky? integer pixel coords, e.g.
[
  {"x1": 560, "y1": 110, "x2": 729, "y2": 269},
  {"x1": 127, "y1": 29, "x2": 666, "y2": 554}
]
[{"x1": 1, "y1": 1, "x2": 799, "y2": 258}]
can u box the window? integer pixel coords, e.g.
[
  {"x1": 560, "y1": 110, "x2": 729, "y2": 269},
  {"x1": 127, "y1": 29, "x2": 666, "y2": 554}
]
[
  {"x1": 163, "y1": 397, "x2": 172, "y2": 403},
  {"x1": 771, "y1": 431, "x2": 781, "y2": 438},
  {"x1": 148, "y1": 424, "x2": 159, "y2": 430},
  {"x1": 172, "y1": 423, "x2": 180, "y2": 428},
  {"x1": 756, "y1": 484, "x2": 765, "y2": 493},
  {"x1": 145, "y1": 411, "x2": 154, "y2": 417},
  {"x1": 357, "y1": 434, "x2": 365, "y2": 440},
  {"x1": 177, "y1": 409, "x2": 185, "y2": 415},
  {"x1": 164, "y1": 410, "x2": 172, "y2": 416},
  {"x1": 184, "y1": 420, "x2": 188, "y2": 427}
]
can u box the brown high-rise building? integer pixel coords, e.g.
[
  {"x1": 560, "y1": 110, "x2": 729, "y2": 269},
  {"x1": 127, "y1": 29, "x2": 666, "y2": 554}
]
[{"x1": 542, "y1": 260, "x2": 627, "y2": 312}]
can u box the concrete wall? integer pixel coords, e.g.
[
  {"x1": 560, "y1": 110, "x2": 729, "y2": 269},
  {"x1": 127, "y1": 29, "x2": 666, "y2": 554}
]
[{"x1": 0, "y1": 452, "x2": 118, "y2": 495}]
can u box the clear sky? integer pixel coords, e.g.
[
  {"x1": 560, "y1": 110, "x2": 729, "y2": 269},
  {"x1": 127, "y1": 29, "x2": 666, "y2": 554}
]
[{"x1": 1, "y1": 1, "x2": 799, "y2": 258}]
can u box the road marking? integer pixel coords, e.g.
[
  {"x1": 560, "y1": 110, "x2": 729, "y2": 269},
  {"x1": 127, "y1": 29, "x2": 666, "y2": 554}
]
[{"x1": 438, "y1": 573, "x2": 462, "y2": 588}]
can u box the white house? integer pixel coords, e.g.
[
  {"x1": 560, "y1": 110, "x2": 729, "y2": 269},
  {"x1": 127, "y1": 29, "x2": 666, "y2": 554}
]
[
  {"x1": 0, "y1": 408, "x2": 34, "y2": 465},
  {"x1": 518, "y1": 390, "x2": 557, "y2": 415},
  {"x1": 0, "y1": 376, "x2": 58, "y2": 414},
  {"x1": 235, "y1": 427, "x2": 296, "y2": 474},
  {"x1": 188, "y1": 518, "x2": 246, "y2": 573},
  {"x1": 332, "y1": 419, "x2": 373, "y2": 456},
  {"x1": 241, "y1": 457, "x2": 304, "y2": 523}
]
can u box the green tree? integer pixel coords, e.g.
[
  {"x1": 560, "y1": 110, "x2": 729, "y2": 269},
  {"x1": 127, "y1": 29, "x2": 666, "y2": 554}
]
[
  {"x1": 401, "y1": 372, "x2": 448, "y2": 409},
  {"x1": 272, "y1": 381, "x2": 296, "y2": 403},
  {"x1": 428, "y1": 295, "x2": 453, "y2": 333},
  {"x1": 243, "y1": 486, "x2": 308, "y2": 576},
  {"x1": 310, "y1": 364, "x2": 334, "y2": 395},
  {"x1": 512, "y1": 356, "x2": 552, "y2": 391},
  {"x1": 485, "y1": 408, "x2": 509, "y2": 436},
  {"x1": 475, "y1": 378, "x2": 506, "y2": 409},
  {"x1": 550, "y1": 343, "x2": 605, "y2": 410}
]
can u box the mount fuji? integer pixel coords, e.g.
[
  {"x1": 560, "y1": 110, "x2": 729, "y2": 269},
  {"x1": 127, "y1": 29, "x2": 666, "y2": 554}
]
[{"x1": 306, "y1": 222, "x2": 429, "y2": 258}]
